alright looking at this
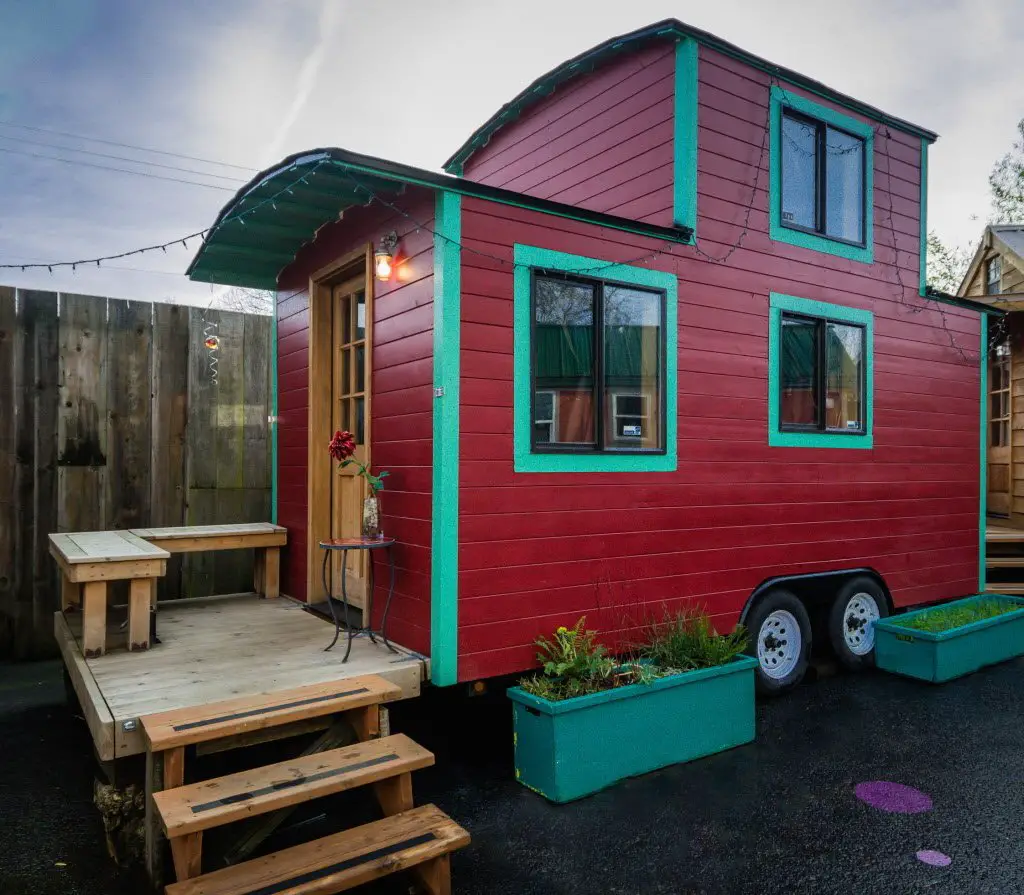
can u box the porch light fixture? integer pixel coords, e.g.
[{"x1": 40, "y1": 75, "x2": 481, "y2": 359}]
[{"x1": 375, "y1": 231, "x2": 399, "y2": 281}]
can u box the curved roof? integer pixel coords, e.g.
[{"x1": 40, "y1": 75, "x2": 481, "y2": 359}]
[
  {"x1": 187, "y1": 146, "x2": 693, "y2": 289},
  {"x1": 444, "y1": 18, "x2": 938, "y2": 174}
]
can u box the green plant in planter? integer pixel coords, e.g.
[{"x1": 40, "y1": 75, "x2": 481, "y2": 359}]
[
  {"x1": 518, "y1": 618, "x2": 648, "y2": 701},
  {"x1": 889, "y1": 597, "x2": 1018, "y2": 634},
  {"x1": 644, "y1": 609, "x2": 747, "y2": 672}
]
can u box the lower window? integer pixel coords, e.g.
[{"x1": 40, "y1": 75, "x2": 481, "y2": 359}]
[
  {"x1": 769, "y1": 293, "x2": 873, "y2": 449},
  {"x1": 531, "y1": 273, "x2": 665, "y2": 454}
]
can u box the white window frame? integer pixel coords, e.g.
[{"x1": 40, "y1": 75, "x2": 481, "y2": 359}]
[
  {"x1": 533, "y1": 389, "x2": 557, "y2": 444},
  {"x1": 610, "y1": 391, "x2": 651, "y2": 443}
]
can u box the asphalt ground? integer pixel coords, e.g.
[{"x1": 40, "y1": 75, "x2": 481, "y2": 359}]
[{"x1": 2, "y1": 657, "x2": 1022, "y2": 894}]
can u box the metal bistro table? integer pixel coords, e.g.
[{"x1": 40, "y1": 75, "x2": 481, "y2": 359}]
[{"x1": 318, "y1": 537, "x2": 398, "y2": 661}]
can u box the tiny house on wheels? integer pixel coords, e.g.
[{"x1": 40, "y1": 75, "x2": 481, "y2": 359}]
[{"x1": 187, "y1": 19, "x2": 995, "y2": 695}]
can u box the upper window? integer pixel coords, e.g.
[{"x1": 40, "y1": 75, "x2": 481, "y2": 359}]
[
  {"x1": 781, "y1": 112, "x2": 866, "y2": 246},
  {"x1": 513, "y1": 244, "x2": 678, "y2": 473},
  {"x1": 986, "y1": 256, "x2": 1002, "y2": 295},
  {"x1": 770, "y1": 87, "x2": 875, "y2": 265},
  {"x1": 769, "y1": 293, "x2": 874, "y2": 449},
  {"x1": 531, "y1": 274, "x2": 665, "y2": 454}
]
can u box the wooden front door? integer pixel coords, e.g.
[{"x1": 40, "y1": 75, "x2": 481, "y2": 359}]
[
  {"x1": 330, "y1": 276, "x2": 372, "y2": 607},
  {"x1": 988, "y1": 338, "x2": 1012, "y2": 517}
]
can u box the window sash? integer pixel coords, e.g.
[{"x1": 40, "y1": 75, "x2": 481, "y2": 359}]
[
  {"x1": 529, "y1": 271, "x2": 667, "y2": 455},
  {"x1": 778, "y1": 311, "x2": 866, "y2": 435},
  {"x1": 780, "y1": 110, "x2": 866, "y2": 247},
  {"x1": 986, "y1": 257, "x2": 1002, "y2": 295}
]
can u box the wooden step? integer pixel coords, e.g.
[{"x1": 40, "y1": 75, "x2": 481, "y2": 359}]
[
  {"x1": 142, "y1": 676, "x2": 402, "y2": 752},
  {"x1": 986, "y1": 584, "x2": 1024, "y2": 595},
  {"x1": 165, "y1": 804, "x2": 469, "y2": 895},
  {"x1": 986, "y1": 557, "x2": 1024, "y2": 568},
  {"x1": 154, "y1": 734, "x2": 433, "y2": 838}
]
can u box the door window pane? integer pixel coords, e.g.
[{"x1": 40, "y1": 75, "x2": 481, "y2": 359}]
[
  {"x1": 534, "y1": 278, "x2": 596, "y2": 446},
  {"x1": 354, "y1": 397, "x2": 365, "y2": 444},
  {"x1": 825, "y1": 128, "x2": 864, "y2": 243},
  {"x1": 826, "y1": 322, "x2": 864, "y2": 431},
  {"x1": 355, "y1": 292, "x2": 366, "y2": 340},
  {"x1": 603, "y1": 286, "x2": 661, "y2": 448},
  {"x1": 781, "y1": 114, "x2": 817, "y2": 230},
  {"x1": 355, "y1": 345, "x2": 365, "y2": 392},
  {"x1": 780, "y1": 315, "x2": 819, "y2": 427}
]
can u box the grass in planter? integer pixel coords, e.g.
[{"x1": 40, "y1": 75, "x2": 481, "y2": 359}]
[
  {"x1": 643, "y1": 610, "x2": 748, "y2": 673},
  {"x1": 517, "y1": 618, "x2": 652, "y2": 702},
  {"x1": 890, "y1": 597, "x2": 1021, "y2": 633}
]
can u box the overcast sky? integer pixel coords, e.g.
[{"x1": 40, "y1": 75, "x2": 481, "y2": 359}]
[{"x1": 0, "y1": 0, "x2": 1019, "y2": 305}]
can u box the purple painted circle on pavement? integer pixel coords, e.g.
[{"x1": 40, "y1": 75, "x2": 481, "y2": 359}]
[
  {"x1": 916, "y1": 850, "x2": 952, "y2": 867},
  {"x1": 855, "y1": 781, "x2": 933, "y2": 814}
]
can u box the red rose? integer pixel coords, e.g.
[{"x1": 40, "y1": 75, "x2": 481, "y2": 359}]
[{"x1": 329, "y1": 429, "x2": 356, "y2": 462}]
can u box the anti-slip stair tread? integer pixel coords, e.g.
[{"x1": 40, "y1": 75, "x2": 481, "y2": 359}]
[
  {"x1": 164, "y1": 804, "x2": 470, "y2": 895},
  {"x1": 142, "y1": 675, "x2": 401, "y2": 751},
  {"x1": 154, "y1": 734, "x2": 433, "y2": 837}
]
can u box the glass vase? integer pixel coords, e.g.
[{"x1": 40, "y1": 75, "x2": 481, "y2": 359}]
[{"x1": 361, "y1": 494, "x2": 381, "y2": 540}]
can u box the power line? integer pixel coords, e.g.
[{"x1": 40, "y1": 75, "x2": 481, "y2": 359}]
[
  {"x1": 0, "y1": 119, "x2": 256, "y2": 172},
  {"x1": 0, "y1": 134, "x2": 247, "y2": 183},
  {"x1": 0, "y1": 145, "x2": 237, "y2": 191}
]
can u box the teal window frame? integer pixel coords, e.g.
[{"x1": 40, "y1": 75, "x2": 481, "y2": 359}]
[
  {"x1": 673, "y1": 36, "x2": 699, "y2": 240},
  {"x1": 768, "y1": 292, "x2": 874, "y2": 449},
  {"x1": 769, "y1": 86, "x2": 875, "y2": 265},
  {"x1": 513, "y1": 244, "x2": 678, "y2": 473}
]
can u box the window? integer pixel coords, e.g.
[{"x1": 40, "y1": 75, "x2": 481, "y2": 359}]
[
  {"x1": 781, "y1": 112, "x2": 866, "y2": 245},
  {"x1": 770, "y1": 88, "x2": 875, "y2": 264},
  {"x1": 513, "y1": 244, "x2": 678, "y2": 473},
  {"x1": 531, "y1": 275, "x2": 664, "y2": 454},
  {"x1": 768, "y1": 293, "x2": 874, "y2": 449},
  {"x1": 986, "y1": 257, "x2": 1002, "y2": 296},
  {"x1": 990, "y1": 340, "x2": 1010, "y2": 448}
]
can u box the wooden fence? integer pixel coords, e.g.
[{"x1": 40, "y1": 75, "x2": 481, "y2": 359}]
[{"x1": 0, "y1": 287, "x2": 273, "y2": 658}]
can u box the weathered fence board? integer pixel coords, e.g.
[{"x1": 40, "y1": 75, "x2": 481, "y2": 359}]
[
  {"x1": 151, "y1": 303, "x2": 189, "y2": 602},
  {"x1": 0, "y1": 289, "x2": 272, "y2": 659}
]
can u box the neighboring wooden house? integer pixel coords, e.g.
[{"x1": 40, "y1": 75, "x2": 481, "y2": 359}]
[
  {"x1": 958, "y1": 225, "x2": 1024, "y2": 521},
  {"x1": 187, "y1": 19, "x2": 995, "y2": 695}
]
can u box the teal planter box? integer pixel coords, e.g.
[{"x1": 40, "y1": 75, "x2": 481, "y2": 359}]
[
  {"x1": 508, "y1": 656, "x2": 757, "y2": 803},
  {"x1": 874, "y1": 594, "x2": 1024, "y2": 683}
]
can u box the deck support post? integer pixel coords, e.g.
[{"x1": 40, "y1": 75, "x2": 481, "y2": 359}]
[
  {"x1": 81, "y1": 581, "x2": 107, "y2": 657},
  {"x1": 169, "y1": 831, "x2": 202, "y2": 882},
  {"x1": 128, "y1": 578, "x2": 151, "y2": 650},
  {"x1": 416, "y1": 854, "x2": 453, "y2": 895},
  {"x1": 144, "y1": 749, "x2": 165, "y2": 889}
]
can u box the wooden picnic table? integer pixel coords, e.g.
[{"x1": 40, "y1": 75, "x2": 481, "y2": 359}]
[{"x1": 49, "y1": 530, "x2": 170, "y2": 657}]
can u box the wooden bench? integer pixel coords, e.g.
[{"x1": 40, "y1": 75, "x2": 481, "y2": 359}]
[
  {"x1": 164, "y1": 804, "x2": 469, "y2": 895},
  {"x1": 49, "y1": 531, "x2": 170, "y2": 657},
  {"x1": 130, "y1": 523, "x2": 287, "y2": 599}
]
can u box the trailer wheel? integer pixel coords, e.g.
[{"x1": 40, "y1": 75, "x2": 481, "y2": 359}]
[
  {"x1": 828, "y1": 576, "x2": 889, "y2": 671},
  {"x1": 745, "y1": 589, "x2": 811, "y2": 696}
]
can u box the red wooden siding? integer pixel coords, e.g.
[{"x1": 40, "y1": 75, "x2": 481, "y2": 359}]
[
  {"x1": 461, "y1": 42, "x2": 676, "y2": 228},
  {"x1": 276, "y1": 191, "x2": 435, "y2": 654},
  {"x1": 456, "y1": 180, "x2": 978, "y2": 680}
]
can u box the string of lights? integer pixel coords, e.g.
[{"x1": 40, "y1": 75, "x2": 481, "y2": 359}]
[{"x1": 0, "y1": 160, "x2": 330, "y2": 273}]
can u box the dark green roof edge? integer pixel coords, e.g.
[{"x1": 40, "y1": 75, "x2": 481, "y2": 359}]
[
  {"x1": 443, "y1": 18, "x2": 939, "y2": 173},
  {"x1": 925, "y1": 287, "x2": 1005, "y2": 316},
  {"x1": 186, "y1": 147, "x2": 693, "y2": 287}
]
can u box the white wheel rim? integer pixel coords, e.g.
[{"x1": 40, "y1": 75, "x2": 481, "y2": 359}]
[
  {"x1": 843, "y1": 593, "x2": 880, "y2": 656},
  {"x1": 757, "y1": 610, "x2": 801, "y2": 680}
]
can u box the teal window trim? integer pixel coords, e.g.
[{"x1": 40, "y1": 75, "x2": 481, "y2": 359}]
[
  {"x1": 430, "y1": 190, "x2": 461, "y2": 686},
  {"x1": 673, "y1": 37, "x2": 699, "y2": 239},
  {"x1": 513, "y1": 243, "x2": 678, "y2": 473},
  {"x1": 768, "y1": 86, "x2": 875, "y2": 265},
  {"x1": 919, "y1": 139, "x2": 929, "y2": 296},
  {"x1": 768, "y1": 292, "x2": 874, "y2": 449},
  {"x1": 979, "y1": 314, "x2": 988, "y2": 591}
]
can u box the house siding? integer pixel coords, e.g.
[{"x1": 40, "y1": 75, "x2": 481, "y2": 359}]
[
  {"x1": 276, "y1": 192, "x2": 435, "y2": 655},
  {"x1": 456, "y1": 186, "x2": 979, "y2": 681}
]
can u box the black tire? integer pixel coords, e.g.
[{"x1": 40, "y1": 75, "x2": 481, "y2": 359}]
[
  {"x1": 745, "y1": 588, "x2": 812, "y2": 696},
  {"x1": 828, "y1": 576, "x2": 889, "y2": 671}
]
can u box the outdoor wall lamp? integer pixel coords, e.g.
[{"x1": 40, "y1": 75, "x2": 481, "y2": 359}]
[{"x1": 375, "y1": 231, "x2": 399, "y2": 281}]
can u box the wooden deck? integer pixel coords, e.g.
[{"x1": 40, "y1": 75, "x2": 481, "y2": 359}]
[{"x1": 56, "y1": 593, "x2": 427, "y2": 762}]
